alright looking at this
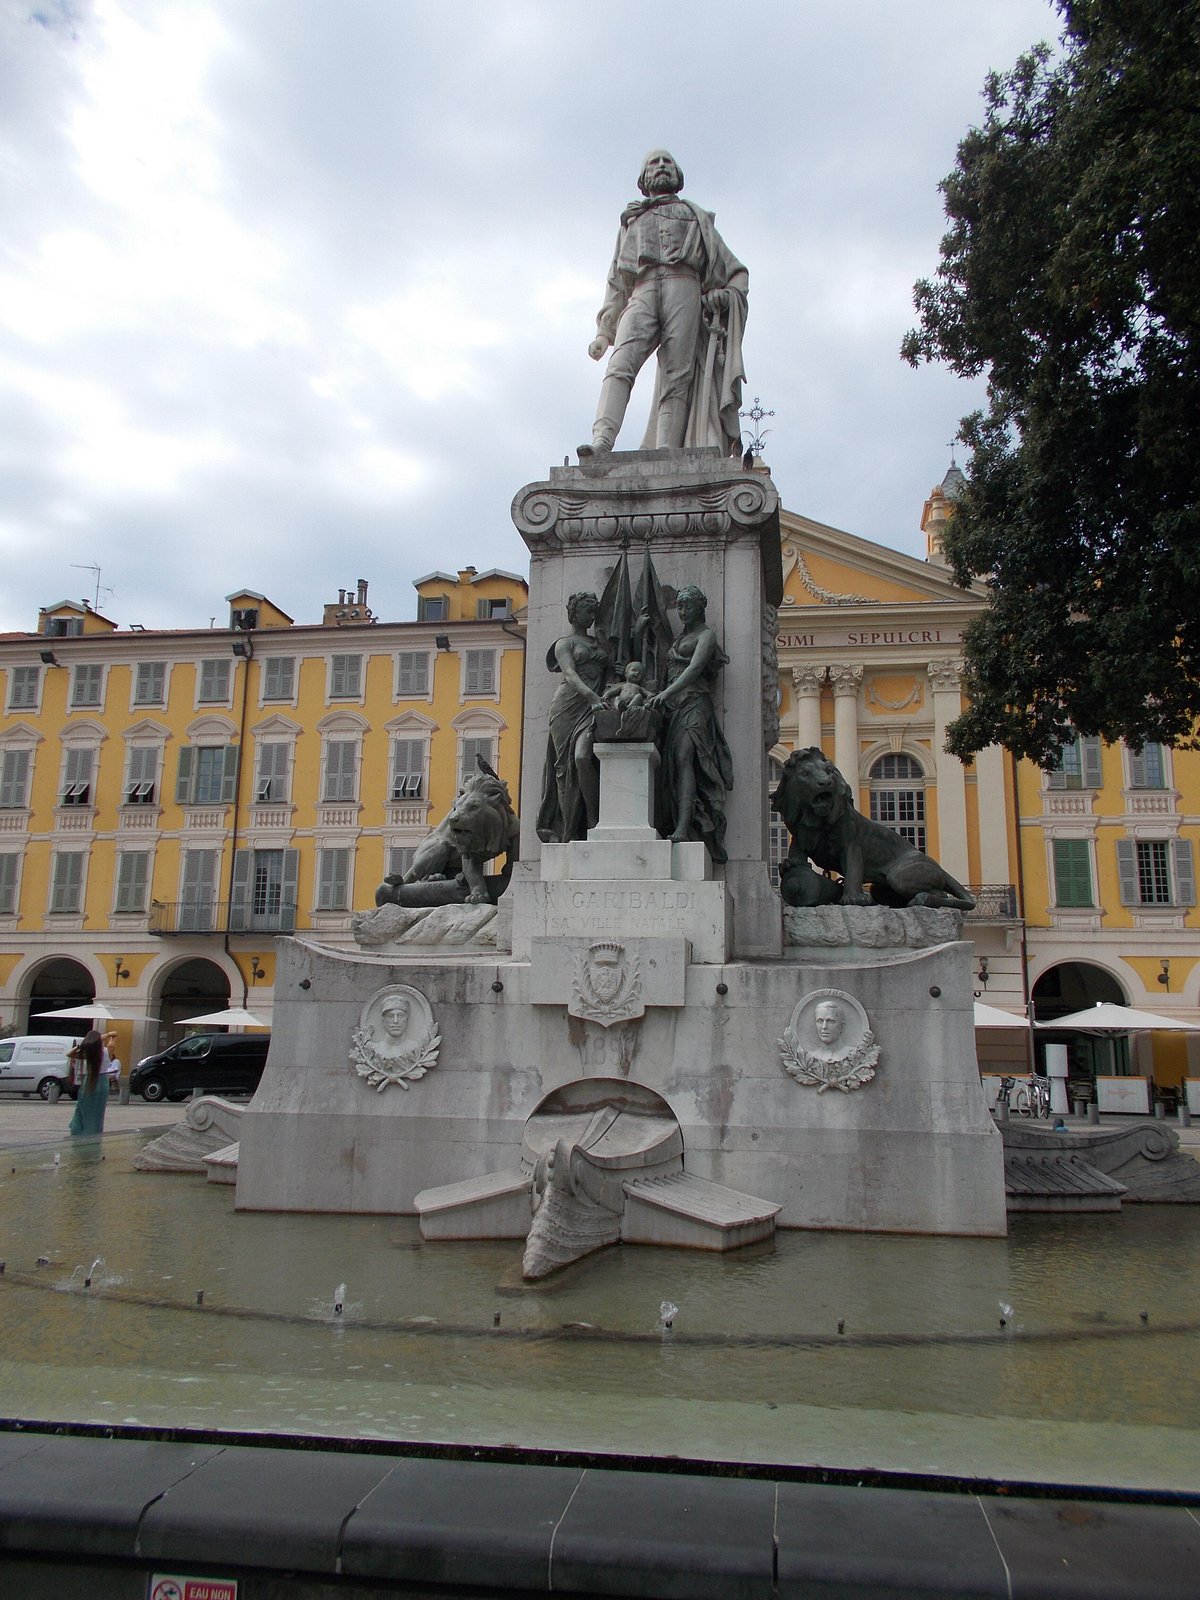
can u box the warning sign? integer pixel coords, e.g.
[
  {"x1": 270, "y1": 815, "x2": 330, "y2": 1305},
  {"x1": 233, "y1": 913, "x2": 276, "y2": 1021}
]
[{"x1": 149, "y1": 1578, "x2": 238, "y2": 1600}]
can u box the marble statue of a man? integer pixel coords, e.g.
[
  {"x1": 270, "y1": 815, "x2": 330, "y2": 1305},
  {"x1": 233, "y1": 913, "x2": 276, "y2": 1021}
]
[{"x1": 579, "y1": 149, "x2": 748, "y2": 459}]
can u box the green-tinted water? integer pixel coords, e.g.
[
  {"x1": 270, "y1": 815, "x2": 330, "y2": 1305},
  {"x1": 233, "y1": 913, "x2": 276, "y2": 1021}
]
[{"x1": 1, "y1": 1133, "x2": 1197, "y2": 1490}]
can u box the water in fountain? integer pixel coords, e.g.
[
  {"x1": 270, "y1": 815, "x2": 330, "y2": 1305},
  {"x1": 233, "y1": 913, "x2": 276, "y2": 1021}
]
[{"x1": 0, "y1": 1130, "x2": 1196, "y2": 1494}]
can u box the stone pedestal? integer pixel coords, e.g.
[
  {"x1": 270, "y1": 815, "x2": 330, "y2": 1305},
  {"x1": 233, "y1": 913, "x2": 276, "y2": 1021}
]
[
  {"x1": 512, "y1": 447, "x2": 782, "y2": 960},
  {"x1": 591, "y1": 741, "x2": 657, "y2": 839},
  {"x1": 234, "y1": 921, "x2": 1006, "y2": 1237},
  {"x1": 232, "y1": 450, "x2": 1007, "y2": 1250}
]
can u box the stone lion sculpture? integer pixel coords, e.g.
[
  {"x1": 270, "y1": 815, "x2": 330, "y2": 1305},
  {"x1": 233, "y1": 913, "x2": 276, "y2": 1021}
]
[
  {"x1": 771, "y1": 747, "x2": 975, "y2": 912},
  {"x1": 376, "y1": 758, "x2": 520, "y2": 908}
]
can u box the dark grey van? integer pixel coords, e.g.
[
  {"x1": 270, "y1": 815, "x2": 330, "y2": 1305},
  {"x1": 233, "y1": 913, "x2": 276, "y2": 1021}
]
[{"x1": 130, "y1": 1033, "x2": 270, "y2": 1102}]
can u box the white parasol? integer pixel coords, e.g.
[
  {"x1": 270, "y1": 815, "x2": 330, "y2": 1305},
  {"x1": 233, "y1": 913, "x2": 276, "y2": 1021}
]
[
  {"x1": 1040, "y1": 1001, "x2": 1200, "y2": 1033},
  {"x1": 35, "y1": 1002, "x2": 116, "y2": 1021},
  {"x1": 176, "y1": 1007, "x2": 270, "y2": 1030},
  {"x1": 974, "y1": 1001, "x2": 1030, "y2": 1030}
]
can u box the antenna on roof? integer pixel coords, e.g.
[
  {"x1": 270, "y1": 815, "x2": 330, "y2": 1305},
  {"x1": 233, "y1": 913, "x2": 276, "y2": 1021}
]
[{"x1": 71, "y1": 563, "x2": 114, "y2": 612}]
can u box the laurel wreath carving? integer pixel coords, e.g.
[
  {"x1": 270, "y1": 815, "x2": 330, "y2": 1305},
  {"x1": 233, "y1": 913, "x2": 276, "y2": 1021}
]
[
  {"x1": 350, "y1": 1024, "x2": 440, "y2": 1092},
  {"x1": 778, "y1": 1025, "x2": 879, "y2": 1093}
]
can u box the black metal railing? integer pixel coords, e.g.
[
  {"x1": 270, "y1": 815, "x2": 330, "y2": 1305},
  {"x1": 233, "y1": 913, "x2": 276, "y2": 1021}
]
[
  {"x1": 149, "y1": 900, "x2": 297, "y2": 936},
  {"x1": 963, "y1": 885, "x2": 1019, "y2": 920}
]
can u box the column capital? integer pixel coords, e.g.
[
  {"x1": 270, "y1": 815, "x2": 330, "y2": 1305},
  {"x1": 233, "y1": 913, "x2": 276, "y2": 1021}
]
[
  {"x1": 926, "y1": 659, "x2": 964, "y2": 694},
  {"x1": 791, "y1": 665, "x2": 826, "y2": 695},
  {"x1": 827, "y1": 663, "x2": 864, "y2": 698}
]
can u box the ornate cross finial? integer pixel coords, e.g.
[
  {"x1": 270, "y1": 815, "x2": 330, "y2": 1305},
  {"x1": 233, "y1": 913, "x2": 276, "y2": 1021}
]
[
  {"x1": 740, "y1": 396, "x2": 775, "y2": 455},
  {"x1": 946, "y1": 434, "x2": 959, "y2": 468}
]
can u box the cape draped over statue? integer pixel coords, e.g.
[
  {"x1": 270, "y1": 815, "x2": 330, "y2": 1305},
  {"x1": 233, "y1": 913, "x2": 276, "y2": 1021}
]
[{"x1": 597, "y1": 196, "x2": 748, "y2": 457}]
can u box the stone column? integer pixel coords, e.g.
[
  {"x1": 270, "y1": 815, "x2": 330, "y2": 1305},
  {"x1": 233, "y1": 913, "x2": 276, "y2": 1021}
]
[
  {"x1": 927, "y1": 659, "x2": 969, "y2": 885},
  {"x1": 973, "y1": 743, "x2": 1011, "y2": 887},
  {"x1": 827, "y1": 664, "x2": 862, "y2": 792},
  {"x1": 792, "y1": 665, "x2": 824, "y2": 751}
]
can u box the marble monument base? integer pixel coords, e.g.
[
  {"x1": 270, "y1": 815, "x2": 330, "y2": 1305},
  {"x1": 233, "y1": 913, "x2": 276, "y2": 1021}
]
[{"x1": 234, "y1": 920, "x2": 1006, "y2": 1238}]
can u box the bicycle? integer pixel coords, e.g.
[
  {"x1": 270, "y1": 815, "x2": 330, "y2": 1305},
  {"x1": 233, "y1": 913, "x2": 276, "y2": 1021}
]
[{"x1": 1011, "y1": 1074, "x2": 1051, "y2": 1118}]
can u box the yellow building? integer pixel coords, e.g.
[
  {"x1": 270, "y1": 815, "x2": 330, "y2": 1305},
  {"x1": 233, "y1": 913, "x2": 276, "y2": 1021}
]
[
  {"x1": 0, "y1": 568, "x2": 526, "y2": 1068},
  {"x1": 773, "y1": 468, "x2": 1200, "y2": 1111},
  {"x1": 5, "y1": 478, "x2": 1195, "y2": 1113}
]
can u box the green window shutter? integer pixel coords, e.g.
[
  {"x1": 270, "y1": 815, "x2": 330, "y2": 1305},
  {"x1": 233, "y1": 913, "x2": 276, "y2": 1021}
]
[
  {"x1": 1115, "y1": 839, "x2": 1138, "y2": 905},
  {"x1": 323, "y1": 740, "x2": 357, "y2": 802},
  {"x1": 125, "y1": 745, "x2": 159, "y2": 802},
  {"x1": 1081, "y1": 737, "x2": 1103, "y2": 788},
  {"x1": 115, "y1": 851, "x2": 150, "y2": 913},
  {"x1": 1129, "y1": 743, "x2": 1166, "y2": 788},
  {"x1": 50, "y1": 851, "x2": 84, "y2": 913},
  {"x1": 1172, "y1": 839, "x2": 1195, "y2": 907},
  {"x1": 465, "y1": 650, "x2": 495, "y2": 695},
  {"x1": 8, "y1": 666, "x2": 39, "y2": 709},
  {"x1": 229, "y1": 848, "x2": 251, "y2": 931},
  {"x1": 390, "y1": 738, "x2": 425, "y2": 799},
  {"x1": 0, "y1": 853, "x2": 17, "y2": 914},
  {"x1": 280, "y1": 848, "x2": 299, "y2": 932},
  {"x1": 220, "y1": 745, "x2": 240, "y2": 804},
  {"x1": 396, "y1": 652, "x2": 429, "y2": 696},
  {"x1": 330, "y1": 655, "x2": 362, "y2": 698},
  {"x1": 460, "y1": 736, "x2": 495, "y2": 786},
  {"x1": 0, "y1": 750, "x2": 29, "y2": 809},
  {"x1": 175, "y1": 745, "x2": 195, "y2": 804},
  {"x1": 62, "y1": 746, "x2": 94, "y2": 802},
  {"x1": 317, "y1": 848, "x2": 350, "y2": 910},
  {"x1": 263, "y1": 657, "x2": 295, "y2": 700},
  {"x1": 255, "y1": 741, "x2": 290, "y2": 802},
  {"x1": 134, "y1": 662, "x2": 165, "y2": 704},
  {"x1": 1052, "y1": 839, "x2": 1092, "y2": 908}
]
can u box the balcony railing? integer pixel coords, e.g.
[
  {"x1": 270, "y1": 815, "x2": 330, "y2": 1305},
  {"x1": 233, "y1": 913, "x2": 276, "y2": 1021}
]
[
  {"x1": 963, "y1": 885, "x2": 1019, "y2": 921},
  {"x1": 149, "y1": 900, "x2": 297, "y2": 936}
]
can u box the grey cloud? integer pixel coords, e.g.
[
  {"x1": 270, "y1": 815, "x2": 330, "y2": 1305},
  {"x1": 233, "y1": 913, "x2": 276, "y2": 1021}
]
[{"x1": 0, "y1": 0, "x2": 1059, "y2": 633}]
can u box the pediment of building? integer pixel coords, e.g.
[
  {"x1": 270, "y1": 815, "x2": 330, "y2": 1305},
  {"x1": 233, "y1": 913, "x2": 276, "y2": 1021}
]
[{"x1": 778, "y1": 510, "x2": 987, "y2": 612}]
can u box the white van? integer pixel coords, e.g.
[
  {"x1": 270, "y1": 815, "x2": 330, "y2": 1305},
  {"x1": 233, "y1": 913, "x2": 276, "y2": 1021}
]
[{"x1": 0, "y1": 1035, "x2": 82, "y2": 1099}]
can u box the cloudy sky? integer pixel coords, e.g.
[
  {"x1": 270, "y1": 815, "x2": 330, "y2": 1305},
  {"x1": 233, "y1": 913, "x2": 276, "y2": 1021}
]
[{"x1": 0, "y1": 0, "x2": 1061, "y2": 634}]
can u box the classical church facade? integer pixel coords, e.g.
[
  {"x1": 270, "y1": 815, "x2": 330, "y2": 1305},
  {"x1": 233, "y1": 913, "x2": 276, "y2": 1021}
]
[{"x1": 771, "y1": 469, "x2": 1200, "y2": 1109}]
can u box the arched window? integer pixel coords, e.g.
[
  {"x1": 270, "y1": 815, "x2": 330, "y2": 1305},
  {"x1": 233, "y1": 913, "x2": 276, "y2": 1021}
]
[{"x1": 869, "y1": 753, "x2": 926, "y2": 851}]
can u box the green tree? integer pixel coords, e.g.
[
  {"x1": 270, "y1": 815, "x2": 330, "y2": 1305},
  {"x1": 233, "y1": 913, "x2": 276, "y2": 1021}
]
[{"x1": 903, "y1": 0, "x2": 1200, "y2": 765}]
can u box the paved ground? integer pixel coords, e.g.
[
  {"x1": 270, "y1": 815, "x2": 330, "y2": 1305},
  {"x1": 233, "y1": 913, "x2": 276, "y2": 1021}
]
[{"x1": 0, "y1": 1095, "x2": 215, "y2": 1148}]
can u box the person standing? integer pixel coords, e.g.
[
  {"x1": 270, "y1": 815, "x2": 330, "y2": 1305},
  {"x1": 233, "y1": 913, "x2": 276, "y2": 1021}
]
[
  {"x1": 67, "y1": 1030, "x2": 108, "y2": 1136},
  {"x1": 102, "y1": 1031, "x2": 121, "y2": 1095},
  {"x1": 580, "y1": 150, "x2": 748, "y2": 458}
]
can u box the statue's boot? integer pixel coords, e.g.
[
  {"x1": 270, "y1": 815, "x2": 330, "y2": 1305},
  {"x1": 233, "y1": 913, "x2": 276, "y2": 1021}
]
[{"x1": 579, "y1": 375, "x2": 628, "y2": 458}]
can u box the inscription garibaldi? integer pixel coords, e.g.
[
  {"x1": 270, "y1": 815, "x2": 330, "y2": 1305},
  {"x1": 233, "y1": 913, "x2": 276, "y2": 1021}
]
[{"x1": 580, "y1": 149, "x2": 748, "y2": 459}]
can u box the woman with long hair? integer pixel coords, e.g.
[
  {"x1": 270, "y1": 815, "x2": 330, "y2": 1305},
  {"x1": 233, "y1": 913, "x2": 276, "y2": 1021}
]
[{"x1": 67, "y1": 1029, "x2": 108, "y2": 1137}]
